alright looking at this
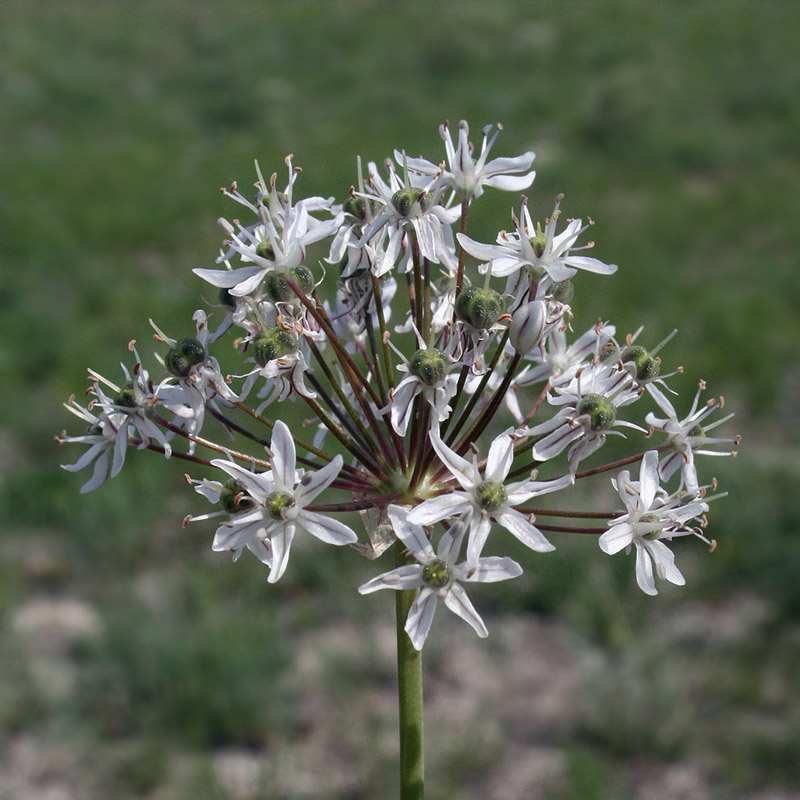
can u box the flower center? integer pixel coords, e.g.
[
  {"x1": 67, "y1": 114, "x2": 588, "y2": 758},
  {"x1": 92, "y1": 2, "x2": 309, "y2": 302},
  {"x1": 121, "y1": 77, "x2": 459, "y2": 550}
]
[
  {"x1": 638, "y1": 512, "x2": 662, "y2": 540},
  {"x1": 114, "y1": 382, "x2": 137, "y2": 409},
  {"x1": 576, "y1": 393, "x2": 617, "y2": 432},
  {"x1": 409, "y1": 348, "x2": 448, "y2": 387},
  {"x1": 475, "y1": 480, "x2": 507, "y2": 512},
  {"x1": 422, "y1": 559, "x2": 450, "y2": 589},
  {"x1": 266, "y1": 491, "x2": 296, "y2": 521}
]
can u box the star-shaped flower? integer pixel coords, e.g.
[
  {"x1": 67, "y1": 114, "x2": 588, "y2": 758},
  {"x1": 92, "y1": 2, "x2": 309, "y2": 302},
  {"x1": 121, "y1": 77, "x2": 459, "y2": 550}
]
[
  {"x1": 358, "y1": 505, "x2": 523, "y2": 650},
  {"x1": 209, "y1": 420, "x2": 357, "y2": 582},
  {"x1": 598, "y1": 450, "x2": 709, "y2": 595},
  {"x1": 408, "y1": 428, "x2": 573, "y2": 563}
]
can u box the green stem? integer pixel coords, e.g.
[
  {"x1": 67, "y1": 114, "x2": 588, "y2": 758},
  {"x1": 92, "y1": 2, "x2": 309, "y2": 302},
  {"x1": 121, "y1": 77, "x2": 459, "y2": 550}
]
[{"x1": 395, "y1": 547, "x2": 424, "y2": 800}]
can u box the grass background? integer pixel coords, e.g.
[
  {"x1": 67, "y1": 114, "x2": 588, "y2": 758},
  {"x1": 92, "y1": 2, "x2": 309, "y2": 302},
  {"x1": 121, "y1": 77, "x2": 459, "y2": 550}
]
[{"x1": 1, "y1": 0, "x2": 799, "y2": 797}]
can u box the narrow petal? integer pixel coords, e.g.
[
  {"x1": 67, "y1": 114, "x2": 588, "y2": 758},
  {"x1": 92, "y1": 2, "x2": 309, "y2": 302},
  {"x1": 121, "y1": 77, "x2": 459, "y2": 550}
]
[
  {"x1": 495, "y1": 509, "x2": 555, "y2": 553},
  {"x1": 485, "y1": 430, "x2": 515, "y2": 483},
  {"x1": 405, "y1": 589, "x2": 438, "y2": 650},
  {"x1": 270, "y1": 420, "x2": 296, "y2": 490},
  {"x1": 299, "y1": 510, "x2": 358, "y2": 545},
  {"x1": 443, "y1": 583, "x2": 488, "y2": 637},
  {"x1": 295, "y1": 455, "x2": 343, "y2": 505},
  {"x1": 359, "y1": 565, "x2": 424, "y2": 594},
  {"x1": 388, "y1": 505, "x2": 435, "y2": 560},
  {"x1": 407, "y1": 492, "x2": 470, "y2": 527},
  {"x1": 634, "y1": 543, "x2": 657, "y2": 595},
  {"x1": 466, "y1": 514, "x2": 493, "y2": 564},
  {"x1": 598, "y1": 522, "x2": 634, "y2": 554},
  {"x1": 268, "y1": 522, "x2": 296, "y2": 583},
  {"x1": 429, "y1": 428, "x2": 477, "y2": 490},
  {"x1": 639, "y1": 451, "x2": 660, "y2": 509},
  {"x1": 459, "y1": 556, "x2": 523, "y2": 583}
]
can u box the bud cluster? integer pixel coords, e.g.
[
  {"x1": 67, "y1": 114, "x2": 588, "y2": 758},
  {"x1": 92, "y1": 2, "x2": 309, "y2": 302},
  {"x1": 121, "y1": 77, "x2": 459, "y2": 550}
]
[{"x1": 58, "y1": 122, "x2": 738, "y2": 649}]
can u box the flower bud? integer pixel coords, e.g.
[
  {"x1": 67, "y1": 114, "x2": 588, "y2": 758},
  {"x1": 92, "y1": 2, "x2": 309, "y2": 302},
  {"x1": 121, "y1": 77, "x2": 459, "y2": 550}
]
[
  {"x1": 455, "y1": 287, "x2": 505, "y2": 331},
  {"x1": 621, "y1": 345, "x2": 659, "y2": 382},
  {"x1": 253, "y1": 327, "x2": 299, "y2": 366},
  {"x1": 576, "y1": 393, "x2": 616, "y2": 431},
  {"x1": 165, "y1": 338, "x2": 206, "y2": 378},
  {"x1": 409, "y1": 348, "x2": 448, "y2": 387},
  {"x1": 509, "y1": 300, "x2": 547, "y2": 354},
  {"x1": 265, "y1": 266, "x2": 315, "y2": 302}
]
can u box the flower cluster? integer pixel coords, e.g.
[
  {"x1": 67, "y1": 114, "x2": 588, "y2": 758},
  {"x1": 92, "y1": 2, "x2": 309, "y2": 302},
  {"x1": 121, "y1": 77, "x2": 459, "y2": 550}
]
[{"x1": 58, "y1": 122, "x2": 738, "y2": 649}]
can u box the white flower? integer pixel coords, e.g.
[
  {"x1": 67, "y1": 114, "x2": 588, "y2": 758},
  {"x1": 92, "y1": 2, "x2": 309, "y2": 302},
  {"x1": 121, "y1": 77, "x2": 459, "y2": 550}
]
[
  {"x1": 57, "y1": 398, "x2": 121, "y2": 493},
  {"x1": 194, "y1": 157, "x2": 343, "y2": 298},
  {"x1": 407, "y1": 428, "x2": 572, "y2": 564},
  {"x1": 528, "y1": 362, "x2": 641, "y2": 473},
  {"x1": 598, "y1": 451, "x2": 709, "y2": 595},
  {"x1": 457, "y1": 195, "x2": 617, "y2": 287},
  {"x1": 387, "y1": 327, "x2": 460, "y2": 436},
  {"x1": 209, "y1": 420, "x2": 357, "y2": 582},
  {"x1": 358, "y1": 505, "x2": 523, "y2": 650},
  {"x1": 401, "y1": 120, "x2": 536, "y2": 200},
  {"x1": 646, "y1": 381, "x2": 738, "y2": 493}
]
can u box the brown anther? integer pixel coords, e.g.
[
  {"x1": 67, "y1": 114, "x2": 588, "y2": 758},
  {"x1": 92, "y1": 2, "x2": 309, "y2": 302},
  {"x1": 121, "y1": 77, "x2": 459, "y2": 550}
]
[
  {"x1": 711, "y1": 477, "x2": 718, "y2": 490},
  {"x1": 719, "y1": 396, "x2": 725, "y2": 408},
  {"x1": 698, "y1": 379, "x2": 707, "y2": 390},
  {"x1": 383, "y1": 331, "x2": 391, "y2": 344},
  {"x1": 469, "y1": 442, "x2": 480, "y2": 454},
  {"x1": 709, "y1": 539, "x2": 717, "y2": 553},
  {"x1": 183, "y1": 474, "x2": 193, "y2": 485},
  {"x1": 182, "y1": 515, "x2": 193, "y2": 528},
  {"x1": 645, "y1": 425, "x2": 654, "y2": 438}
]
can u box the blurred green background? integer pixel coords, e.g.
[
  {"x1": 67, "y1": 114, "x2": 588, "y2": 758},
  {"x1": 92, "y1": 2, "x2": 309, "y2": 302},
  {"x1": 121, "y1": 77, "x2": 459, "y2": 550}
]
[{"x1": 2, "y1": 0, "x2": 798, "y2": 798}]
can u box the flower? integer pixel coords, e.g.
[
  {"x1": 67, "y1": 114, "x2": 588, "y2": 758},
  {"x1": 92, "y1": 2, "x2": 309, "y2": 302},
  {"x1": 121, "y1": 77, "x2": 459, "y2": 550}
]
[
  {"x1": 401, "y1": 120, "x2": 536, "y2": 200},
  {"x1": 209, "y1": 420, "x2": 358, "y2": 582},
  {"x1": 457, "y1": 195, "x2": 617, "y2": 288},
  {"x1": 598, "y1": 450, "x2": 710, "y2": 595},
  {"x1": 407, "y1": 428, "x2": 573, "y2": 564},
  {"x1": 527, "y1": 361, "x2": 641, "y2": 473},
  {"x1": 358, "y1": 505, "x2": 523, "y2": 649},
  {"x1": 646, "y1": 381, "x2": 738, "y2": 493}
]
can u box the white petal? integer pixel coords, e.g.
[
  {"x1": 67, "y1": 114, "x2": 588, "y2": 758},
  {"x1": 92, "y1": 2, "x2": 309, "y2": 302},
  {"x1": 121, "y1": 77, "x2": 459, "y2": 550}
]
[
  {"x1": 429, "y1": 428, "x2": 477, "y2": 490},
  {"x1": 458, "y1": 556, "x2": 523, "y2": 583},
  {"x1": 495, "y1": 509, "x2": 555, "y2": 553},
  {"x1": 466, "y1": 514, "x2": 493, "y2": 564},
  {"x1": 270, "y1": 420, "x2": 297, "y2": 490},
  {"x1": 443, "y1": 584, "x2": 487, "y2": 637},
  {"x1": 268, "y1": 521, "x2": 296, "y2": 583},
  {"x1": 358, "y1": 565, "x2": 424, "y2": 594},
  {"x1": 598, "y1": 522, "x2": 634, "y2": 554},
  {"x1": 485, "y1": 430, "x2": 514, "y2": 483},
  {"x1": 388, "y1": 505, "x2": 435, "y2": 560},
  {"x1": 639, "y1": 451, "x2": 660, "y2": 509},
  {"x1": 405, "y1": 589, "x2": 438, "y2": 650},
  {"x1": 563, "y1": 255, "x2": 617, "y2": 275},
  {"x1": 192, "y1": 266, "x2": 263, "y2": 289},
  {"x1": 299, "y1": 510, "x2": 358, "y2": 545},
  {"x1": 634, "y1": 542, "x2": 657, "y2": 595},
  {"x1": 295, "y1": 455, "x2": 343, "y2": 505},
  {"x1": 407, "y1": 492, "x2": 470, "y2": 527}
]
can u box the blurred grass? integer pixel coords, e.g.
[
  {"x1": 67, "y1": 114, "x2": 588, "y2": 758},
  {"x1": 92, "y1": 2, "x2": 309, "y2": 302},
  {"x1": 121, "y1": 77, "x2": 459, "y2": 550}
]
[{"x1": 1, "y1": 0, "x2": 799, "y2": 797}]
